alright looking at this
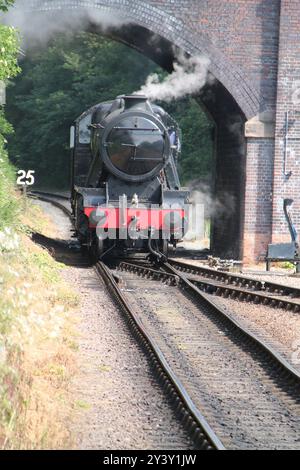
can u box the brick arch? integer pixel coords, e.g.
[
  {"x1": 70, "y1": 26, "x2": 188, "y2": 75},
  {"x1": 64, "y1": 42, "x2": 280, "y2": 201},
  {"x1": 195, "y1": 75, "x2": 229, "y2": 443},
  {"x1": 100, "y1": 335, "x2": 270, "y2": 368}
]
[{"x1": 25, "y1": 0, "x2": 263, "y2": 119}]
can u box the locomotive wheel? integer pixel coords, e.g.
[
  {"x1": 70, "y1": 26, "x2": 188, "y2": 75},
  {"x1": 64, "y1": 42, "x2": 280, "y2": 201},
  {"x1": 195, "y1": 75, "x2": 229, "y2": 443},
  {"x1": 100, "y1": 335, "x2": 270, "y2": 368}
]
[{"x1": 88, "y1": 234, "x2": 104, "y2": 263}]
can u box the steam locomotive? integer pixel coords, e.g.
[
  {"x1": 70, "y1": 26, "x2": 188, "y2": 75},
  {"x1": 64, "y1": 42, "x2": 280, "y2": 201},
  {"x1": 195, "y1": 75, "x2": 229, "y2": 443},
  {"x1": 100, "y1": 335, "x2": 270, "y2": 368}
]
[{"x1": 70, "y1": 95, "x2": 189, "y2": 259}]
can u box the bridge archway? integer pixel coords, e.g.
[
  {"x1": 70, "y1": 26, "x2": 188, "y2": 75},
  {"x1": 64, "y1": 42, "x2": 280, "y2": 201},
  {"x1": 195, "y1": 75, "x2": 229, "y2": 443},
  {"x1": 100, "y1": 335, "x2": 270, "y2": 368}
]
[{"x1": 13, "y1": 0, "x2": 267, "y2": 259}]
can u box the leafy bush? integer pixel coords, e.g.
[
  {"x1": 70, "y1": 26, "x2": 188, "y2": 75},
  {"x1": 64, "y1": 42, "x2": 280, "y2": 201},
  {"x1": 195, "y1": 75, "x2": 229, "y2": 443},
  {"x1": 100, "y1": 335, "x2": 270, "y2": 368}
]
[
  {"x1": 0, "y1": 111, "x2": 19, "y2": 230},
  {"x1": 0, "y1": 220, "x2": 77, "y2": 448},
  {"x1": 0, "y1": 7, "x2": 21, "y2": 229},
  {"x1": 0, "y1": 24, "x2": 21, "y2": 80},
  {"x1": 0, "y1": 1, "x2": 14, "y2": 12}
]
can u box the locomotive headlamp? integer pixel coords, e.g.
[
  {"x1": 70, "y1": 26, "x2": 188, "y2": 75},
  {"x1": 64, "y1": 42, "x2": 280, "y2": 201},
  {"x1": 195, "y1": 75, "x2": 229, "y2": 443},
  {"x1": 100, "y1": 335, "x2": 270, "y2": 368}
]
[{"x1": 89, "y1": 209, "x2": 107, "y2": 226}]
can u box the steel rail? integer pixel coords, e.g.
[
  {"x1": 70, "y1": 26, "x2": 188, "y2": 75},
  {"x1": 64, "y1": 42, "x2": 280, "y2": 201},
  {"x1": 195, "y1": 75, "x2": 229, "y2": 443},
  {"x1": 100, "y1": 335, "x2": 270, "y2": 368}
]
[
  {"x1": 164, "y1": 262, "x2": 300, "y2": 384},
  {"x1": 27, "y1": 191, "x2": 73, "y2": 220},
  {"x1": 169, "y1": 259, "x2": 300, "y2": 298},
  {"x1": 26, "y1": 194, "x2": 299, "y2": 314},
  {"x1": 119, "y1": 260, "x2": 300, "y2": 385},
  {"x1": 95, "y1": 261, "x2": 225, "y2": 451},
  {"x1": 119, "y1": 261, "x2": 300, "y2": 312},
  {"x1": 29, "y1": 190, "x2": 70, "y2": 201},
  {"x1": 187, "y1": 277, "x2": 300, "y2": 312},
  {"x1": 25, "y1": 193, "x2": 300, "y2": 446}
]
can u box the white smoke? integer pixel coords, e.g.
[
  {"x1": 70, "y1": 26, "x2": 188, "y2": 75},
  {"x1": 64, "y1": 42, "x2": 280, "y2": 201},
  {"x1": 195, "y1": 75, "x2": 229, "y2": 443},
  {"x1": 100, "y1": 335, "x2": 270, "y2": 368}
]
[
  {"x1": 136, "y1": 52, "x2": 211, "y2": 102},
  {"x1": 189, "y1": 180, "x2": 236, "y2": 219},
  {"x1": 182, "y1": 180, "x2": 236, "y2": 243},
  {"x1": 1, "y1": 1, "x2": 130, "y2": 48}
]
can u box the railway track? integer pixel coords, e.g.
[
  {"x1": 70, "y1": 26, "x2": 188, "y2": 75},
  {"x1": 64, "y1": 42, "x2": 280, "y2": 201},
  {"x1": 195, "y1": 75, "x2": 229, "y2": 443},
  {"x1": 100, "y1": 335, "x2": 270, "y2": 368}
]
[
  {"x1": 119, "y1": 261, "x2": 300, "y2": 313},
  {"x1": 28, "y1": 190, "x2": 72, "y2": 220},
  {"x1": 169, "y1": 259, "x2": 300, "y2": 298},
  {"x1": 29, "y1": 191, "x2": 300, "y2": 449},
  {"x1": 29, "y1": 190, "x2": 70, "y2": 201},
  {"x1": 96, "y1": 261, "x2": 225, "y2": 450},
  {"x1": 29, "y1": 191, "x2": 225, "y2": 450},
  {"x1": 188, "y1": 276, "x2": 300, "y2": 312},
  {"x1": 117, "y1": 260, "x2": 300, "y2": 449}
]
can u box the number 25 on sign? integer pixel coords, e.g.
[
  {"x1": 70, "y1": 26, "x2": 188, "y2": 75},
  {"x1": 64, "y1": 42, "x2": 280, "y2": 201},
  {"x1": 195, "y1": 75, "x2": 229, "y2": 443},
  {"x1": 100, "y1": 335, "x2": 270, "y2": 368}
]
[{"x1": 17, "y1": 170, "x2": 35, "y2": 186}]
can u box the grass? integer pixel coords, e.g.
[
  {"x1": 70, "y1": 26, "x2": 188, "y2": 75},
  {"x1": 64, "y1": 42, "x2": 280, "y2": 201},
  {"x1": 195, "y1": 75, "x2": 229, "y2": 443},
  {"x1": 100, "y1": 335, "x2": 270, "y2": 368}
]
[
  {"x1": 98, "y1": 364, "x2": 111, "y2": 373},
  {"x1": 279, "y1": 261, "x2": 296, "y2": 270},
  {"x1": 75, "y1": 400, "x2": 90, "y2": 410},
  {"x1": 28, "y1": 251, "x2": 62, "y2": 283},
  {"x1": 0, "y1": 110, "x2": 82, "y2": 448},
  {"x1": 0, "y1": 184, "x2": 80, "y2": 449}
]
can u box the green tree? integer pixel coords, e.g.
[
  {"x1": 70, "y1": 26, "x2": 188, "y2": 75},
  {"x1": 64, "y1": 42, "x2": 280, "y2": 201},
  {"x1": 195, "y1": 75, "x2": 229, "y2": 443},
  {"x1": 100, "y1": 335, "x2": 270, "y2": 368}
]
[
  {"x1": 0, "y1": 0, "x2": 20, "y2": 145},
  {"x1": 7, "y1": 33, "x2": 160, "y2": 187},
  {"x1": 0, "y1": 0, "x2": 21, "y2": 229},
  {"x1": 0, "y1": 24, "x2": 21, "y2": 80},
  {"x1": 7, "y1": 32, "x2": 213, "y2": 188},
  {"x1": 0, "y1": 0, "x2": 14, "y2": 12},
  {"x1": 163, "y1": 98, "x2": 213, "y2": 184},
  {"x1": 0, "y1": 1, "x2": 20, "y2": 78},
  {"x1": 0, "y1": 0, "x2": 20, "y2": 134}
]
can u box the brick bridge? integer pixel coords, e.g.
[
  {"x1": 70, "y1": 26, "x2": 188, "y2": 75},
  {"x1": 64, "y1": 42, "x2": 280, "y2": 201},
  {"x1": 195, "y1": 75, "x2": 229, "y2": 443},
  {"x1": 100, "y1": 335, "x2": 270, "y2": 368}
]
[{"x1": 22, "y1": 1, "x2": 300, "y2": 263}]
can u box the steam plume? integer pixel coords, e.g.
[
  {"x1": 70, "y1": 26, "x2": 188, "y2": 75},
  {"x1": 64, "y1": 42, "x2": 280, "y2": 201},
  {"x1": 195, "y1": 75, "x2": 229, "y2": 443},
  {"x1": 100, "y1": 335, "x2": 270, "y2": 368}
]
[
  {"x1": 189, "y1": 180, "x2": 236, "y2": 220},
  {"x1": 136, "y1": 52, "x2": 211, "y2": 102},
  {"x1": 1, "y1": 1, "x2": 130, "y2": 48}
]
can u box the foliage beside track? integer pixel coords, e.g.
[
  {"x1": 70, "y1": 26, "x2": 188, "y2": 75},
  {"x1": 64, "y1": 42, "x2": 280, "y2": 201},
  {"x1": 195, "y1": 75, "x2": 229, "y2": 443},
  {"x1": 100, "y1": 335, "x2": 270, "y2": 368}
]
[
  {"x1": 7, "y1": 32, "x2": 213, "y2": 187},
  {"x1": 0, "y1": 0, "x2": 20, "y2": 229},
  {"x1": 0, "y1": 201, "x2": 79, "y2": 449},
  {"x1": 1, "y1": 3, "x2": 79, "y2": 448},
  {"x1": 0, "y1": 0, "x2": 14, "y2": 12},
  {"x1": 0, "y1": 114, "x2": 19, "y2": 230},
  {"x1": 0, "y1": 26, "x2": 21, "y2": 81}
]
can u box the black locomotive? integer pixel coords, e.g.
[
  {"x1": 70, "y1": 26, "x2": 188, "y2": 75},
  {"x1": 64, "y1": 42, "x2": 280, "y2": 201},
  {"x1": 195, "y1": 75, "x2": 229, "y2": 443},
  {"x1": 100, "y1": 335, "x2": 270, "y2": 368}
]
[{"x1": 70, "y1": 95, "x2": 189, "y2": 259}]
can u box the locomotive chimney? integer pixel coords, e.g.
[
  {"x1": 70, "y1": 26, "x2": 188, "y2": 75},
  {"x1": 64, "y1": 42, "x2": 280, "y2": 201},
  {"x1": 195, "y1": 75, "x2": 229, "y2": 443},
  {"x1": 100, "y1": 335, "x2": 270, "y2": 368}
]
[{"x1": 123, "y1": 95, "x2": 150, "y2": 111}]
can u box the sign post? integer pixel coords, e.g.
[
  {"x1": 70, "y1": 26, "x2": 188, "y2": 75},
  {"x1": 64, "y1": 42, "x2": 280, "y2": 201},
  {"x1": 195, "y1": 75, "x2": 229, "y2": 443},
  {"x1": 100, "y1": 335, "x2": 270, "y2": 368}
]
[{"x1": 0, "y1": 81, "x2": 6, "y2": 106}]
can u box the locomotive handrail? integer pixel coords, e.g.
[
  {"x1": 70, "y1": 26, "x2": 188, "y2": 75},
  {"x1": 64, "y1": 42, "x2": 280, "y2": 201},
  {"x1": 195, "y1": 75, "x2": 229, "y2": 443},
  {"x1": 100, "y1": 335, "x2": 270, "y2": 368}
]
[{"x1": 113, "y1": 127, "x2": 163, "y2": 132}]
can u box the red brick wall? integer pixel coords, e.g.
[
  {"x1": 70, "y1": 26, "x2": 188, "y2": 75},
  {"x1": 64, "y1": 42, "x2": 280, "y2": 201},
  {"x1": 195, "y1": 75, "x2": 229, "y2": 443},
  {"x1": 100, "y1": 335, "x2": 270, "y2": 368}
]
[
  {"x1": 158, "y1": 0, "x2": 299, "y2": 260},
  {"x1": 149, "y1": 0, "x2": 281, "y2": 112},
  {"x1": 149, "y1": 0, "x2": 283, "y2": 262},
  {"x1": 243, "y1": 138, "x2": 274, "y2": 263},
  {"x1": 272, "y1": 0, "x2": 300, "y2": 244}
]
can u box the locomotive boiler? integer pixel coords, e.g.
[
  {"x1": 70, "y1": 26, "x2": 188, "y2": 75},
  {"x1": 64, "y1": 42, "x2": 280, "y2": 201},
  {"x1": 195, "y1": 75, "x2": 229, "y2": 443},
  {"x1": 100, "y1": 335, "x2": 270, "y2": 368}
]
[{"x1": 70, "y1": 95, "x2": 189, "y2": 259}]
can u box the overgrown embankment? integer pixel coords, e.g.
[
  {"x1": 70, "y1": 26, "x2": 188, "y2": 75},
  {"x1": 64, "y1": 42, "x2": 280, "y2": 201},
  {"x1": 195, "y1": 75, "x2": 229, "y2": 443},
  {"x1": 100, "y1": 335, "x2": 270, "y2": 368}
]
[
  {"x1": 0, "y1": 136, "x2": 80, "y2": 449},
  {"x1": 0, "y1": 194, "x2": 80, "y2": 449},
  {"x1": 1, "y1": 3, "x2": 79, "y2": 448}
]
